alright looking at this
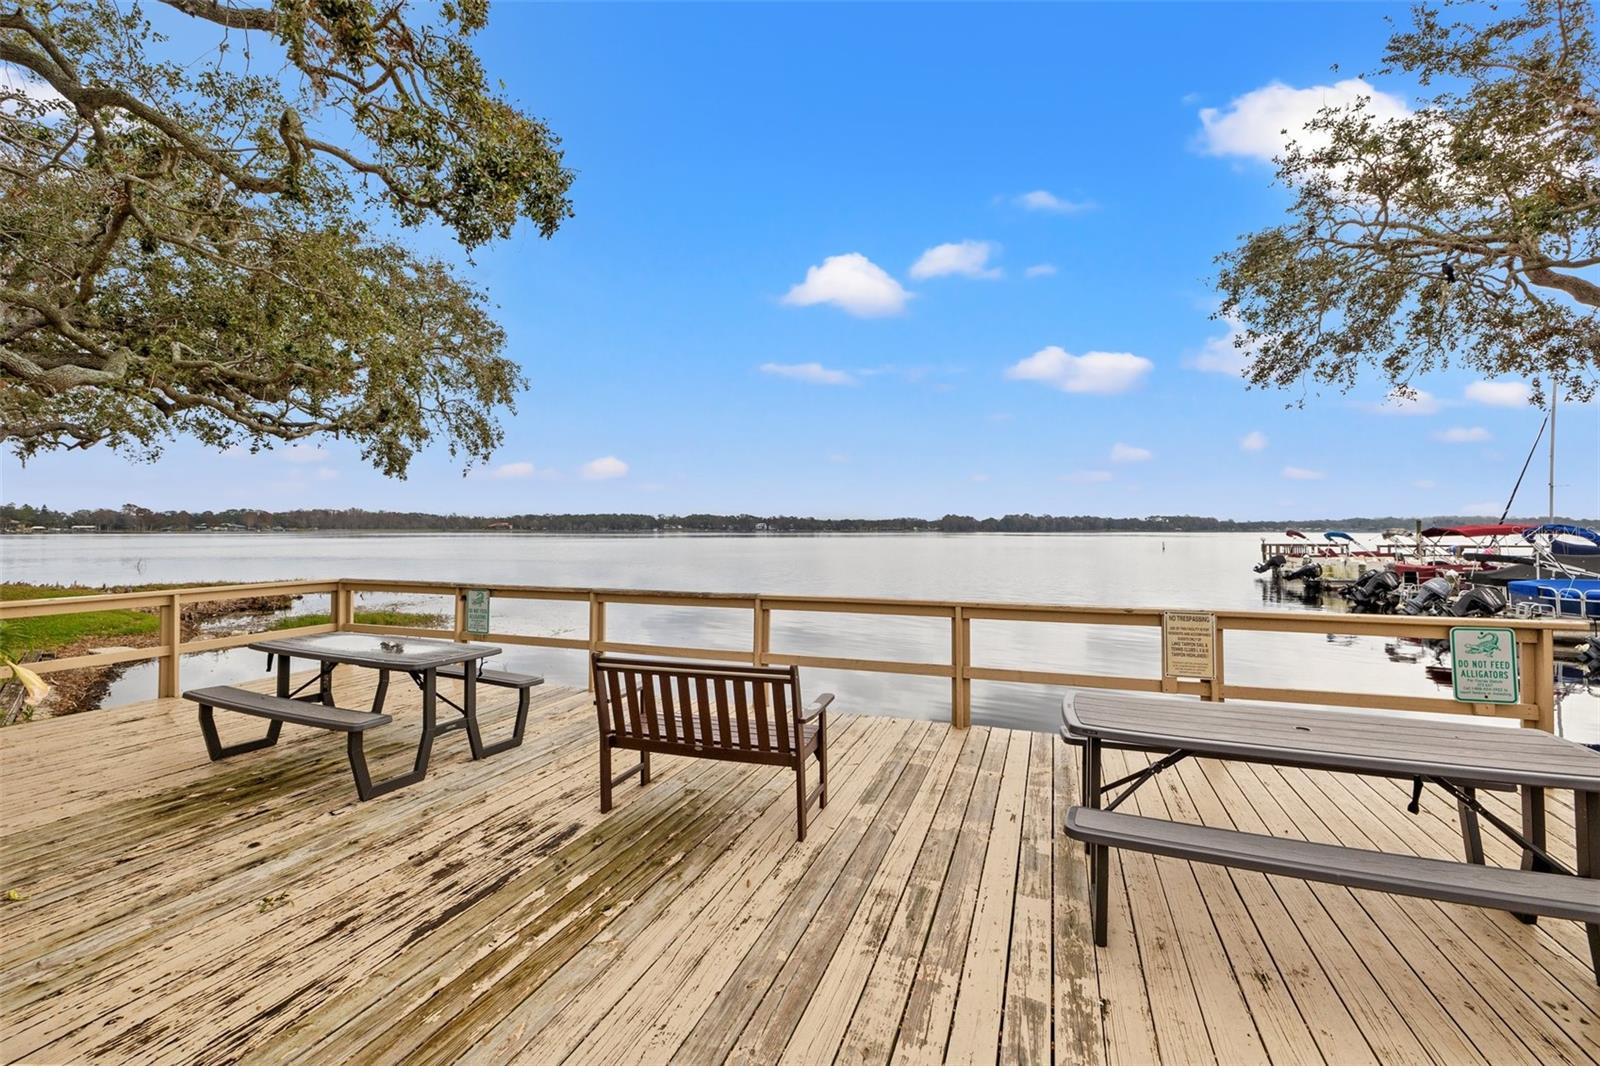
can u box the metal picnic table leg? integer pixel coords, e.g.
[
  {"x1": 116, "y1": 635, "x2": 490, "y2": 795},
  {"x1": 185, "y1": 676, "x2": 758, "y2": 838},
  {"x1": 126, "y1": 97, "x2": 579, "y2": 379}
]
[
  {"x1": 1517, "y1": 785, "x2": 1548, "y2": 924},
  {"x1": 345, "y1": 665, "x2": 434, "y2": 801},
  {"x1": 276, "y1": 653, "x2": 291, "y2": 698},
  {"x1": 1083, "y1": 735, "x2": 1108, "y2": 947},
  {"x1": 1576, "y1": 788, "x2": 1599, "y2": 985}
]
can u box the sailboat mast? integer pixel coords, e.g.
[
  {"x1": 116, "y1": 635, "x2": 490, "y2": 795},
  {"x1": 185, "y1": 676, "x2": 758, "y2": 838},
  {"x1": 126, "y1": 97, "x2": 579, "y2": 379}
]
[{"x1": 1548, "y1": 380, "x2": 1558, "y2": 526}]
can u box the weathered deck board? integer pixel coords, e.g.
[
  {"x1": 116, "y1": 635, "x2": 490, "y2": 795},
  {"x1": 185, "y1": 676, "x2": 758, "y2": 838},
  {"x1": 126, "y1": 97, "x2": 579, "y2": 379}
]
[{"x1": 1, "y1": 673, "x2": 1595, "y2": 1065}]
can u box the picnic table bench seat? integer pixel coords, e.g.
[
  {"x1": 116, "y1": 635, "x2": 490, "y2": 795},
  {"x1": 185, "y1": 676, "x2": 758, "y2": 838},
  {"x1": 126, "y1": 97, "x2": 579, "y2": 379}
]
[
  {"x1": 1067, "y1": 806, "x2": 1600, "y2": 935},
  {"x1": 592, "y1": 654, "x2": 832, "y2": 840},
  {"x1": 184, "y1": 684, "x2": 407, "y2": 802}
]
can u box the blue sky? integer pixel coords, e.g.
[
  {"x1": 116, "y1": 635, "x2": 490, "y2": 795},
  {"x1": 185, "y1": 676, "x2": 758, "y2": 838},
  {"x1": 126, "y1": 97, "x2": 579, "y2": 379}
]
[{"x1": 6, "y1": 2, "x2": 1597, "y2": 520}]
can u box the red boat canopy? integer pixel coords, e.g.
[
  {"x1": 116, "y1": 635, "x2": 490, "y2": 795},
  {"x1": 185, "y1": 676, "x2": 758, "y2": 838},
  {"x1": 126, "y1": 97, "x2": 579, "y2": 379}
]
[
  {"x1": 1283, "y1": 529, "x2": 1308, "y2": 539},
  {"x1": 1420, "y1": 523, "x2": 1534, "y2": 538}
]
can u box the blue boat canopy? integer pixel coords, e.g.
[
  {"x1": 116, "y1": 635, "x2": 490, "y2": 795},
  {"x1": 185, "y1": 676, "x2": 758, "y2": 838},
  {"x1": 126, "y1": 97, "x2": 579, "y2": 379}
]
[
  {"x1": 1323, "y1": 530, "x2": 1356, "y2": 542},
  {"x1": 1522, "y1": 523, "x2": 1600, "y2": 546}
]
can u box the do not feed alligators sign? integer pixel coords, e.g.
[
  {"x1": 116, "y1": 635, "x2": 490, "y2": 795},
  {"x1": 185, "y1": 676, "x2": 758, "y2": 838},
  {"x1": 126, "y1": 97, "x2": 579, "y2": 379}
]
[{"x1": 1449, "y1": 626, "x2": 1520, "y2": 705}]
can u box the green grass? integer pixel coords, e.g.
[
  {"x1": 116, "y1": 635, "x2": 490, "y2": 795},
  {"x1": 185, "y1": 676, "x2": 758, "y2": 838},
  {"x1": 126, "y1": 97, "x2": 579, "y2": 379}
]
[
  {"x1": 268, "y1": 609, "x2": 444, "y2": 631},
  {"x1": 0, "y1": 585, "x2": 445, "y2": 660},
  {"x1": 0, "y1": 584, "x2": 161, "y2": 658}
]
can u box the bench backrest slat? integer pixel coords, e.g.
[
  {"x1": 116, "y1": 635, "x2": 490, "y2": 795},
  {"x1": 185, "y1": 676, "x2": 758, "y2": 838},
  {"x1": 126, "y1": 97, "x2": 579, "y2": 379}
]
[{"x1": 593, "y1": 654, "x2": 804, "y2": 755}]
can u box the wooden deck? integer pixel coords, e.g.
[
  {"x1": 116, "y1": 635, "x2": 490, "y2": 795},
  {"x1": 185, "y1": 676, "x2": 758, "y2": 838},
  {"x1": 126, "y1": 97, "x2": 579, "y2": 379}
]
[{"x1": 1, "y1": 670, "x2": 1596, "y2": 1065}]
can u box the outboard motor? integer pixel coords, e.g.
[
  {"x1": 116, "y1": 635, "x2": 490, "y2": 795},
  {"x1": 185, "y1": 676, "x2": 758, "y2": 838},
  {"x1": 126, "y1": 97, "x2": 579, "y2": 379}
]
[
  {"x1": 1450, "y1": 586, "x2": 1507, "y2": 618},
  {"x1": 1253, "y1": 553, "x2": 1288, "y2": 574},
  {"x1": 1342, "y1": 568, "x2": 1401, "y2": 613},
  {"x1": 1398, "y1": 576, "x2": 1454, "y2": 616},
  {"x1": 1282, "y1": 560, "x2": 1322, "y2": 583}
]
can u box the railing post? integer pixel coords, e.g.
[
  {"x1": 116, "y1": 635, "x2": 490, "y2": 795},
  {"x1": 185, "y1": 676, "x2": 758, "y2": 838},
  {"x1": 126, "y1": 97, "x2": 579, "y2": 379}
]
[
  {"x1": 334, "y1": 582, "x2": 354, "y2": 630},
  {"x1": 452, "y1": 586, "x2": 467, "y2": 643},
  {"x1": 753, "y1": 597, "x2": 767, "y2": 666},
  {"x1": 1207, "y1": 626, "x2": 1226, "y2": 702},
  {"x1": 951, "y1": 607, "x2": 970, "y2": 729},
  {"x1": 587, "y1": 594, "x2": 606, "y2": 690},
  {"x1": 1533, "y1": 626, "x2": 1556, "y2": 733},
  {"x1": 157, "y1": 592, "x2": 181, "y2": 698}
]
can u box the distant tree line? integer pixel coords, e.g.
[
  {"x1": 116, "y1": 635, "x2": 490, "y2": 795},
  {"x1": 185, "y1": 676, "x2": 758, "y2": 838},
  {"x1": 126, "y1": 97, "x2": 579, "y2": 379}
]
[{"x1": 5, "y1": 504, "x2": 1592, "y2": 534}]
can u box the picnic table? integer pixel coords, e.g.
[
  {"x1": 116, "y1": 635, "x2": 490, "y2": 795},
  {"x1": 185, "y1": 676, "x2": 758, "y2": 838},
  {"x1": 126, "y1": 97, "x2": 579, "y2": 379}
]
[
  {"x1": 184, "y1": 632, "x2": 541, "y2": 800},
  {"x1": 1062, "y1": 692, "x2": 1600, "y2": 983}
]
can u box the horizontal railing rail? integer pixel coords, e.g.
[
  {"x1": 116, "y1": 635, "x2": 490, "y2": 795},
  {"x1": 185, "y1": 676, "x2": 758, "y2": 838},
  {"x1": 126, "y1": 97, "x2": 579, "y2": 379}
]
[{"x1": 0, "y1": 578, "x2": 1585, "y2": 730}]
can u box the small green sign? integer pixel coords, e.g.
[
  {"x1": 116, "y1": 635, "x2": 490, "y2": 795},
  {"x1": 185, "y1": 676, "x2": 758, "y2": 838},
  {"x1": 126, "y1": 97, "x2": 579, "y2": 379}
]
[
  {"x1": 1449, "y1": 626, "x2": 1519, "y2": 704},
  {"x1": 464, "y1": 588, "x2": 491, "y2": 636}
]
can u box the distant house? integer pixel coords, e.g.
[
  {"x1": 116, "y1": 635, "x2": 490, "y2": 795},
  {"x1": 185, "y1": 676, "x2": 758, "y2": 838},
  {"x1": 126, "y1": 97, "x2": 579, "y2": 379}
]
[
  {"x1": 486, "y1": 521, "x2": 514, "y2": 531},
  {"x1": 69, "y1": 524, "x2": 97, "y2": 532}
]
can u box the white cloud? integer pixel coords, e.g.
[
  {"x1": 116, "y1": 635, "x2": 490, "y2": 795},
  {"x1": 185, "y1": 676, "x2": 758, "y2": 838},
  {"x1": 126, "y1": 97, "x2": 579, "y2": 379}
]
[
  {"x1": 1369, "y1": 389, "x2": 1441, "y2": 416},
  {"x1": 314, "y1": 467, "x2": 338, "y2": 481},
  {"x1": 1190, "y1": 319, "x2": 1259, "y2": 376},
  {"x1": 487, "y1": 461, "x2": 536, "y2": 479},
  {"x1": 581, "y1": 456, "x2": 629, "y2": 480},
  {"x1": 281, "y1": 444, "x2": 330, "y2": 464},
  {"x1": 1282, "y1": 466, "x2": 1324, "y2": 481},
  {"x1": 909, "y1": 240, "x2": 1001, "y2": 280},
  {"x1": 1110, "y1": 443, "x2": 1152, "y2": 463},
  {"x1": 1465, "y1": 380, "x2": 1531, "y2": 408},
  {"x1": 1014, "y1": 190, "x2": 1094, "y2": 214},
  {"x1": 1239, "y1": 430, "x2": 1268, "y2": 452},
  {"x1": 759, "y1": 361, "x2": 856, "y2": 386},
  {"x1": 1005, "y1": 347, "x2": 1152, "y2": 394},
  {"x1": 782, "y1": 253, "x2": 910, "y2": 317},
  {"x1": 1062, "y1": 470, "x2": 1113, "y2": 484},
  {"x1": 1023, "y1": 263, "x2": 1058, "y2": 278},
  {"x1": 1197, "y1": 78, "x2": 1411, "y2": 162},
  {"x1": 1434, "y1": 425, "x2": 1491, "y2": 444}
]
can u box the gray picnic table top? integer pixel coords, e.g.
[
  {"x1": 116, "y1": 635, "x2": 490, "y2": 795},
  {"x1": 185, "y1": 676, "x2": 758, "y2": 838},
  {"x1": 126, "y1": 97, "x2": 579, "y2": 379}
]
[
  {"x1": 1066, "y1": 692, "x2": 1600, "y2": 793},
  {"x1": 249, "y1": 632, "x2": 501, "y2": 672}
]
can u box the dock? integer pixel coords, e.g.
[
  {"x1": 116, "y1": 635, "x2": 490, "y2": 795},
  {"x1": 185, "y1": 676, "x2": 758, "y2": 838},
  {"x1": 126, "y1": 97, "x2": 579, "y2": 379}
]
[{"x1": 1, "y1": 671, "x2": 1595, "y2": 1064}]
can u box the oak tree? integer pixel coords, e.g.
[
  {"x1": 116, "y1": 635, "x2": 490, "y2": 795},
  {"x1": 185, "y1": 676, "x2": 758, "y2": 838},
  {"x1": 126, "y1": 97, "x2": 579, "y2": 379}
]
[
  {"x1": 1216, "y1": 0, "x2": 1600, "y2": 405},
  {"x1": 1, "y1": 0, "x2": 573, "y2": 474}
]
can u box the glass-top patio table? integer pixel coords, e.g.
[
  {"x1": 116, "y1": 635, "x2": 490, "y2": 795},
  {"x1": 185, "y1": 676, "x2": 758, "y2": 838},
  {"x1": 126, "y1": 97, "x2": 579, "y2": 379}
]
[{"x1": 249, "y1": 632, "x2": 505, "y2": 796}]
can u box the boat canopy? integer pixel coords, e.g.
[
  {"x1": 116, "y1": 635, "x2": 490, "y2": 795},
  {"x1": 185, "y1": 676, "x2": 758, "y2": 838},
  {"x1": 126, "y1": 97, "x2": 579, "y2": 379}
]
[
  {"x1": 1283, "y1": 529, "x2": 1308, "y2": 539},
  {"x1": 1419, "y1": 523, "x2": 1533, "y2": 538},
  {"x1": 1521, "y1": 523, "x2": 1600, "y2": 546},
  {"x1": 1323, "y1": 531, "x2": 1356, "y2": 543}
]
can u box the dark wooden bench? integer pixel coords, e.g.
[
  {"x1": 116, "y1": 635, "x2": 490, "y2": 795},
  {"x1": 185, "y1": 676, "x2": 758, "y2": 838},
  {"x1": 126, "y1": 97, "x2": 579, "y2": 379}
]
[
  {"x1": 591, "y1": 654, "x2": 833, "y2": 840},
  {"x1": 434, "y1": 663, "x2": 543, "y2": 757},
  {"x1": 184, "y1": 685, "x2": 403, "y2": 801},
  {"x1": 1066, "y1": 806, "x2": 1600, "y2": 982}
]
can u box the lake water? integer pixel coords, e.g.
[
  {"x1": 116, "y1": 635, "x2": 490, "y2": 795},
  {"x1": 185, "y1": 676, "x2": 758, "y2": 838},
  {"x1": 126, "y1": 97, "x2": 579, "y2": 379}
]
[{"x1": 4, "y1": 532, "x2": 1596, "y2": 741}]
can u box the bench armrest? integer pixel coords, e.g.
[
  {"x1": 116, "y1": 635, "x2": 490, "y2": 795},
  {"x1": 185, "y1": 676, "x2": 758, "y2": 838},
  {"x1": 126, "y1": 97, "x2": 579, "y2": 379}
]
[{"x1": 796, "y1": 693, "x2": 835, "y2": 724}]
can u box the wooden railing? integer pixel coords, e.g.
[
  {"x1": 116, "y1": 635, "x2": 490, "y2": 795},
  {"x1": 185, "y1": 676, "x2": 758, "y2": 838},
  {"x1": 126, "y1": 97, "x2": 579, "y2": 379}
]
[{"x1": 0, "y1": 578, "x2": 1586, "y2": 731}]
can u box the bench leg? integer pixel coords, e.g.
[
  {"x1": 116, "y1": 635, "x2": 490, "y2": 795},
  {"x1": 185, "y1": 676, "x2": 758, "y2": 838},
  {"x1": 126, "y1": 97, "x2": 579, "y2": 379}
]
[
  {"x1": 476, "y1": 684, "x2": 532, "y2": 758},
  {"x1": 599, "y1": 738, "x2": 613, "y2": 813},
  {"x1": 1576, "y1": 789, "x2": 1599, "y2": 986},
  {"x1": 640, "y1": 749, "x2": 651, "y2": 786},
  {"x1": 197, "y1": 706, "x2": 282, "y2": 760},
  {"x1": 817, "y1": 719, "x2": 829, "y2": 810},
  {"x1": 1457, "y1": 788, "x2": 1485, "y2": 866},
  {"x1": 795, "y1": 755, "x2": 808, "y2": 842}
]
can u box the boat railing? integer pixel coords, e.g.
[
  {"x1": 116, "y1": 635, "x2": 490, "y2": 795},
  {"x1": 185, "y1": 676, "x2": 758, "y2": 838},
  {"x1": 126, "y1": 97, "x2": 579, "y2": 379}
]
[{"x1": 0, "y1": 577, "x2": 1586, "y2": 732}]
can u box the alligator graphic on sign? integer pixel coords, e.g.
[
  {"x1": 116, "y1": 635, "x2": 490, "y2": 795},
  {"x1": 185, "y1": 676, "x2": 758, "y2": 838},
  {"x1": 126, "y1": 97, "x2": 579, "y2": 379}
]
[{"x1": 1462, "y1": 631, "x2": 1501, "y2": 656}]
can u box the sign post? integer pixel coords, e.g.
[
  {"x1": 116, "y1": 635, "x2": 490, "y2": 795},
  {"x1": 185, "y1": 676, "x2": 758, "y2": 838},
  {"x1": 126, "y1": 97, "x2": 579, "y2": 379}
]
[
  {"x1": 1162, "y1": 611, "x2": 1216, "y2": 681},
  {"x1": 464, "y1": 588, "x2": 491, "y2": 637},
  {"x1": 1449, "y1": 626, "x2": 1519, "y2": 705}
]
